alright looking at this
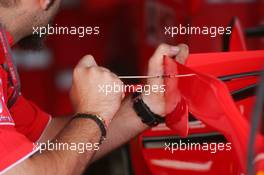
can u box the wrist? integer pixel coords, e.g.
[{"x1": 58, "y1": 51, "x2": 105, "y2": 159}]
[
  {"x1": 141, "y1": 93, "x2": 166, "y2": 116},
  {"x1": 72, "y1": 113, "x2": 107, "y2": 144},
  {"x1": 76, "y1": 107, "x2": 113, "y2": 127},
  {"x1": 132, "y1": 92, "x2": 165, "y2": 127}
]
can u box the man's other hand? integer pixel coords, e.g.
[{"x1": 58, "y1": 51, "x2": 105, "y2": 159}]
[
  {"x1": 70, "y1": 55, "x2": 124, "y2": 126},
  {"x1": 143, "y1": 43, "x2": 189, "y2": 116}
]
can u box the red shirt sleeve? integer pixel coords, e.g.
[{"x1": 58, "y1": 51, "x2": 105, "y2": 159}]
[
  {"x1": 0, "y1": 126, "x2": 37, "y2": 174},
  {"x1": 9, "y1": 95, "x2": 51, "y2": 142},
  {"x1": 0, "y1": 94, "x2": 37, "y2": 173}
]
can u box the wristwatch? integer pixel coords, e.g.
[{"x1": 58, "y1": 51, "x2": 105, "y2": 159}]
[{"x1": 132, "y1": 92, "x2": 165, "y2": 127}]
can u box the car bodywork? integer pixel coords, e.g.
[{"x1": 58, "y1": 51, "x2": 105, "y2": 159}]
[{"x1": 130, "y1": 50, "x2": 264, "y2": 175}]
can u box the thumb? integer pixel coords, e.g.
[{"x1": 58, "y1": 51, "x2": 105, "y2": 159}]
[
  {"x1": 148, "y1": 44, "x2": 180, "y2": 76},
  {"x1": 77, "y1": 55, "x2": 98, "y2": 68}
]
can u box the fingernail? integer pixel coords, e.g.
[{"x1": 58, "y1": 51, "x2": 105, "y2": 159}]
[{"x1": 169, "y1": 46, "x2": 180, "y2": 54}]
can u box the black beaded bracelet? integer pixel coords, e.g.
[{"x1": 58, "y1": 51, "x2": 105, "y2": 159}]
[{"x1": 72, "y1": 113, "x2": 107, "y2": 145}]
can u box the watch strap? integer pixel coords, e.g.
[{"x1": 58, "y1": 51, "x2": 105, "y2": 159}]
[{"x1": 133, "y1": 92, "x2": 164, "y2": 127}]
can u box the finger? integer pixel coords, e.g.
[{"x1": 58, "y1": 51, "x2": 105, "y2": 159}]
[
  {"x1": 148, "y1": 43, "x2": 180, "y2": 76},
  {"x1": 121, "y1": 92, "x2": 125, "y2": 100},
  {"x1": 175, "y1": 44, "x2": 189, "y2": 64},
  {"x1": 77, "y1": 55, "x2": 98, "y2": 68},
  {"x1": 97, "y1": 66, "x2": 111, "y2": 73}
]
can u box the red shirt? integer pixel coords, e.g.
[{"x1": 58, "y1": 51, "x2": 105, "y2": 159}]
[{"x1": 0, "y1": 31, "x2": 50, "y2": 173}]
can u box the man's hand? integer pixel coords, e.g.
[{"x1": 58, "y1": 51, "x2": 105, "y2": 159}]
[
  {"x1": 70, "y1": 55, "x2": 124, "y2": 126},
  {"x1": 6, "y1": 55, "x2": 125, "y2": 175},
  {"x1": 143, "y1": 43, "x2": 189, "y2": 116}
]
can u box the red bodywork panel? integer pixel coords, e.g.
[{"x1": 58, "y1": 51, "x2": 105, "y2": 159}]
[
  {"x1": 130, "y1": 50, "x2": 264, "y2": 175},
  {"x1": 228, "y1": 18, "x2": 247, "y2": 51}
]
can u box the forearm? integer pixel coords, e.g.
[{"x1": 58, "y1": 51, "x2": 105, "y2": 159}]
[
  {"x1": 36, "y1": 95, "x2": 148, "y2": 164},
  {"x1": 6, "y1": 118, "x2": 101, "y2": 175},
  {"x1": 92, "y1": 95, "x2": 149, "y2": 161},
  {"x1": 35, "y1": 94, "x2": 154, "y2": 164}
]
